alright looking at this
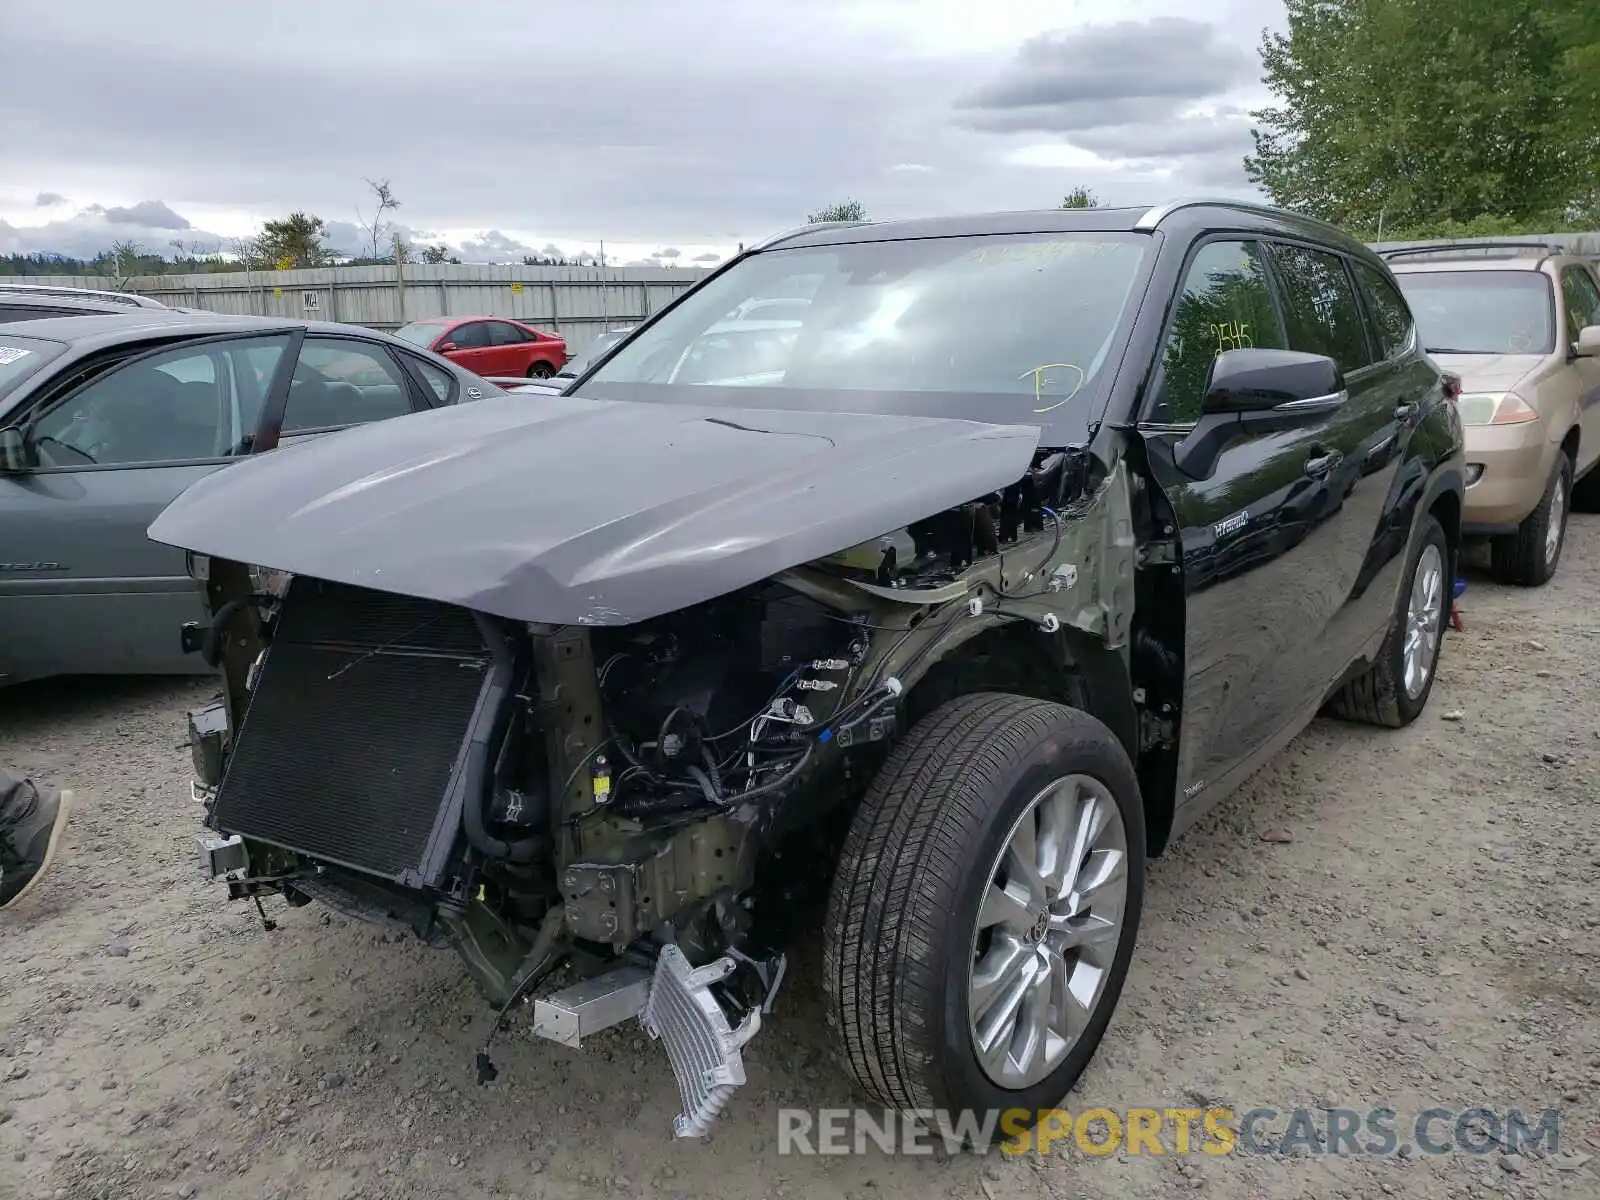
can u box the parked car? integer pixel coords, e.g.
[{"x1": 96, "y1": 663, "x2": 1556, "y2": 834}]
[
  {"x1": 154, "y1": 200, "x2": 1463, "y2": 1143},
  {"x1": 490, "y1": 325, "x2": 639, "y2": 396},
  {"x1": 394, "y1": 316, "x2": 567, "y2": 379},
  {"x1": 1384, "y1": 241, "x2": 1600, "y2": 584},
  {"x1": 0, "y1": 311, "x2": 502, "y2": 685},
  {"x1": 0, "y1": 283, "x2": 192, "y2": 322}
]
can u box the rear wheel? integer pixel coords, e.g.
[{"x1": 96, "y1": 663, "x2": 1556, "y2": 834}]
[
  {"x1": 823, "y1": 693, "x2": 1145, "y2": 1134},
  {"x1": 527, "y1": 361, "x2": 554, "y2": 379},
  {"x1": 1330, "y1": 513, "x2": 1449, "y2": 728},
  {"x1": 1491, "y1": 455, "x2": 1570, "y2": 586}
]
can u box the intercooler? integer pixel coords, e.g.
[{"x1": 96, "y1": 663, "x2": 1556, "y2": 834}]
[{"x1": 209, "y1": 577, "x2": 507, "y2": 888}]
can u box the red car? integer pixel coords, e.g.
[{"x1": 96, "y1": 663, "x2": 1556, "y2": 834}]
[{"x1": 394, "y1": 316, "x2": 568, "y2": 379}]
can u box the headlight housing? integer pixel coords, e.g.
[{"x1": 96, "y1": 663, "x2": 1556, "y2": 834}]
[{"x1": 1457, "y1": 392, "x2": 1540, "y2": 427}]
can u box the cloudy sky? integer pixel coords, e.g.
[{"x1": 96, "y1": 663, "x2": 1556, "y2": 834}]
[{"x1": 0, "y1": 0, "x2": 1286, "y2": 265}]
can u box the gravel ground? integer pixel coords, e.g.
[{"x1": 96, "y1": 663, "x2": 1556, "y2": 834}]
[{"x1": 2, "y1": 516, "x2": 1597, "y2": 1200}]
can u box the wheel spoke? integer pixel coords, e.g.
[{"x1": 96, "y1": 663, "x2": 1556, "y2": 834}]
[
  {"x1": 1073, "y1": 848, "x2": 1126, "y2": 904},
  {"x1": 1009, "y1": 960, "x2": 1054, "y2": 1077},
  {"x1": 1049, "y1": 911, "x2": 1120, "y2": 953},
  {"x1": 1057, "y1": 791, "x2": 1107, "y2": 899},
  {"x1": 970, "y1": 935, "x2": 1030, "y2": 1023},
  {"x1": 1005, "y1": 812, "x2": 1049, "y2": 906},
  {"x1": 973, "y1": 951, "x2": 1034, "y2": 1063},
  {"x1": 977, "y1": 880, "x2": 1035, "y2": 935},
  {"x1": 1035, "y1": 779, "x2": 1079, "y2": 894}
]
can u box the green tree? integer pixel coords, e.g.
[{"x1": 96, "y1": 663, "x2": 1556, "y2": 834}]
[
  {"x1": 1247, "y1": 0, "x2": 1600, "y2": 235},
  {"x1": 808, "y1": 199, "x2": 866, "y2": 223},
  {"x1": 1060, "y1": 186, "x2": 1101, "y2": 209},
  {"x1": 255, "y1": 213, "x2": 330, "y2": 269}
]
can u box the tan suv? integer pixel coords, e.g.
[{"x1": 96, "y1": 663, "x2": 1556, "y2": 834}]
[{"x1": 1386, "y1": 242, "x2": 1600, "y2": 585}]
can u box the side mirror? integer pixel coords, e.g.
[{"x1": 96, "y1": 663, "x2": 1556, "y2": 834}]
[
  {"x1": 1200, "y1": 348, "x2": 1345, "y2": 415},
  {"x1": 1173, "y1": 349, "x2": 1344, "y2": 479},
  {"x1": 0, "y1": 426, "x2": 28, "y2": 474},
  {"x1": 437, "y1": 341, "x2": 460, "y2": 353},
  {"x1": 1573, "y1": 325, "x2": 1600, "y2": 358}
]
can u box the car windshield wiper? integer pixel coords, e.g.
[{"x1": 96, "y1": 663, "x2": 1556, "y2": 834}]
[{"x1": 1424, "y1": 347, "x2": 1489, "y2": 355}]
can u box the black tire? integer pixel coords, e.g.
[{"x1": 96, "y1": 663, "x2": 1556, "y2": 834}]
[
  {"x1": 1329, "y1": 513, "x2": 1449, "y2": 728},
  {"x1": 1490, "y1": 455, "x2": 1570, "y2": 586},
  {"x1": 527, "y1": 361, "x2": 554, "y2": 379},
  {"x1": 1572, "y1": 463, "x2": 1600, "y2": 513},
  {"x1": 822, "y1": 693, "x2": 1145, "y2": 1133}
]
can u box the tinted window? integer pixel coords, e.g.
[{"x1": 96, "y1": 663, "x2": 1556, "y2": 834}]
[
  {"x1": 448, "y1": 322, "x2": 491, "y2": 350},
  {"x1": 487, "y1": 321, "x2": 531, "y2": 346},
  {"x1": 1353, "y1": 261, "x2": 1416, "y2": 359},
  {"x1": 1268, "y1": 244, "x2": 1371, "y2": 372},
  {"x1": 1151, "y1": 240, "x2": 1287, "y2": 425},
  {"x1": 1561, "y1": 267, "x2": 1600, "y2": 339},
  {"x1": 408, "y1": 355, "x2": 456, "y2": 403},
  {"x1": 281, "y1": 338, "x2": 413, "y2": 433},
  {"x1": 30, "y1": 335, "x2": 290, "y2": 467},
  {"x1": 586, "y1": 232, "x2": 1150, "y2": 436},
  {"x1": 1392, "y1": 271, "x2": 1555, "y2": 355}
]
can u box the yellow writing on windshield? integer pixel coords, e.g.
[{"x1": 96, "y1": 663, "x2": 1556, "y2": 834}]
[{"x1": 1020, "y1": 362, "x2": 1087, "y2": 414}]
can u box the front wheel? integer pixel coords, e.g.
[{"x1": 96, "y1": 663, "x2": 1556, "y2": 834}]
[
  {"x1": 823, "y1": 693, "x2": 1145, "y2": 1133},
  {"x1": 1491, "y1": 455, "x2": 1570, "y2": 586},
  {"x1": 527, "y1": 361, "x2": 555, "y2": 379}
]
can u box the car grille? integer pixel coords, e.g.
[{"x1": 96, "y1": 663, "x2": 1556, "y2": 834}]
[{"x1": 210, "y1": 577, "x2": 491, "y2": 886}]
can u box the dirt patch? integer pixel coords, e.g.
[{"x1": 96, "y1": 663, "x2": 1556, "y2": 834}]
[{"x1": 3, "y1": 519, "x2": 1598, "y2": 1200}]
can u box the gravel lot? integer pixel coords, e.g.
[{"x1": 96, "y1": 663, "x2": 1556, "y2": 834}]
[{"x1": 3, "y1": 516, "x2": 1597, "y2": 1200}]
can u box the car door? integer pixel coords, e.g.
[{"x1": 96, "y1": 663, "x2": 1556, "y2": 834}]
[
  {"x1": 0, "y1": 333, "x2": 296, "y2": 684},
  {"x1": 439, "y1": 320, "x2": 496, "y2": 376},
  {"x1": 1331, "y1": 257, "x2": 1442, "y2": 668},
  {"x1": 484, "y1": 320, "x2": 535, "y2": 376},
  {"x1": 1138, "y1": 237, "x2": 1351, "y2": 810},
  {"x1": 263, "y1": 335, "x2": 432, "y2": 449},
  {"x1": 1263, "y1": 242, "x2": 1409, "y2": 696},
  {"x1": 1559, "y1": 265, "x2": 1600, "y2": 477}
]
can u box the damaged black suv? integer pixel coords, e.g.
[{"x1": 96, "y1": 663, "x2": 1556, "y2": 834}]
[{"x1": 152, "y1": 200, "x2": 1465, "y2": 1139}]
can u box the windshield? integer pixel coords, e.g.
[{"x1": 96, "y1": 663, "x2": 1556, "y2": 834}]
[
  {"x1": 1393, "y1": 270, "x2": 1555, "y2": 355},
  {"x1": 558, "y1": 329, "x2": 630, "y2": 377},
  {"x1": 394, "y1": 321, "x2": 448, "y2": 348},
  {"x1": 580, "y1": 232, "x2": 1151, "y2": 440},
  {"x1": 0, "y1": 334, "x2": 67, "y2": 404}
]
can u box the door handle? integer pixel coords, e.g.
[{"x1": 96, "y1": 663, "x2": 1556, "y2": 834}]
[{"x1": 1304, "y1": 449, "x2": 1343, "y2": 478}]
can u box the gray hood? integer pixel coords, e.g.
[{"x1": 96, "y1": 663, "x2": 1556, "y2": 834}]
[
  {"x1": 148, "y1": 392, "x2": 1042, "y2": 625},
  {"x1": 1428, "y1": 352, "x2": 1546, "y2": 393}
]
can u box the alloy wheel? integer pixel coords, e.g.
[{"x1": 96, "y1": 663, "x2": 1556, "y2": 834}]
[
  {"x1": 967, "y1": 774, "x2": 1129, "y2": 1089},
  {"x1": 1402, "y1": 542, "x2": 1444, "y2": 700},
  {"x1": 1545, "y1": 474, "x2": 1566, "y2": 567}
]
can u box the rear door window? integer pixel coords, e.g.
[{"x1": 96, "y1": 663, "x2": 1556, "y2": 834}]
[
  {"x1": 486, "y1": 321, "x2": 532, "y2": 346},
  {"x1": 1353, "y1": 261, "x2": 1417, "y2": 360},
  {"x1": 280, "y1": 338, "x2": 418, "y2": 433},
  {"x1": 448, "y1": 322, "x2": 491, "y2": 350},
  {"x1": 1267, "y1": 243, "x2": 1372, "y2": 373}
]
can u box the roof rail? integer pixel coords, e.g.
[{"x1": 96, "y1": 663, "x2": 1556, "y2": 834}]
[
  {"x1": 1377, "y1": 240, "x2": 1561, "y2": 262},
  {"x1": 747, "y1": 220, "x2": 874, "y2": 252},
  {"x1": 1132, "y1": 197, "x2": 1339, "y2": 232},
  {"x1": 0, "y1": 282, "x2": 168, "y2": 308}
]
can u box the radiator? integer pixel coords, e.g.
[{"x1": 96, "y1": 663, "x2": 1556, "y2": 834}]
[{"x1": 210, "y1": 577, "x2": 494, "y2": 887}]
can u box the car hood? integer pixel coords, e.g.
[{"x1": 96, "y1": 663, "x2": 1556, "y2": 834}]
[
  {"x1": 148, "y1": 392, "x2": 1042, "y2": 625},
  {"x1": 1428, "y1": 352, "x2": 1547, "y2": 393}
]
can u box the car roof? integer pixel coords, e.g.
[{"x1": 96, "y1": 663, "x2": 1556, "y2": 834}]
[
  {"x1": 760, "y1": 199, "x2": 1378, "y2": 260},
  {"x1": 0, "y1": 310, "x2": 430, "y2": 354},
  {"x1": 0, "y1": 282, "x2": 170, "y2": 309}
]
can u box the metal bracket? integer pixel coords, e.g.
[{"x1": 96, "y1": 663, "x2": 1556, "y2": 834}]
[
  {"x1": 530, "y1": 964, "x2": 652, "y2": 1048},
  {"x1": 641, "y1": 945, "x2": 762, "y2": 1138}
]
